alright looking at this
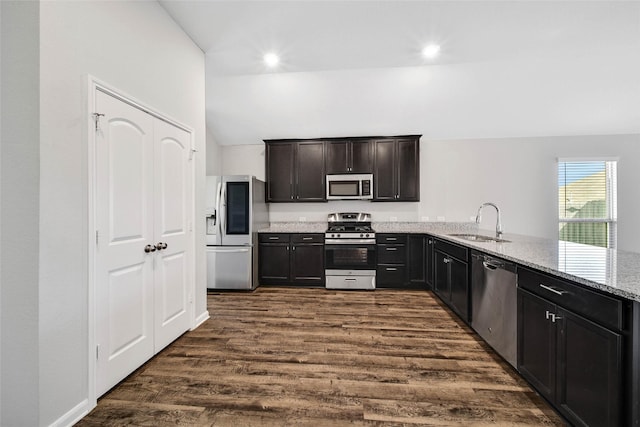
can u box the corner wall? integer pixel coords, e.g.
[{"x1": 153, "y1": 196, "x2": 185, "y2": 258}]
[{"x1": 39, "y1": 2, "x2": 205, "y2": 425}]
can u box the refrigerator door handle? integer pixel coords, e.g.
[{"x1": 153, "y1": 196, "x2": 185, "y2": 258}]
[
  {"x1": 214, "y1": 181, "x2": 222, "y2": 227},
  {"x1": 220, "y1": 182, "x2": 227, "y2": 237}
]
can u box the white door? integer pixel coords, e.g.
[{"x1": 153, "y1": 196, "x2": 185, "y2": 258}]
[
  {"x1": 153, "y1": 119, "x2": 191, "y2": 351},
  {"x1": 95, "y1": 91, "x2": 155, "y2": 396},
  {"x1": 95, "y1": 91, "x2": 192, "y2": 396}
]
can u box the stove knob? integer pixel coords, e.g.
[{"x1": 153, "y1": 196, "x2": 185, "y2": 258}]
[
  {"x1": 360, "y1": 233, "x2": 364, "y2": 238},
  {"x1": 365, "y1": 233, "x2": 369, "y2": 238},
  {"x1": 336, "y1": 234, "x2": 340, "y2": 238}
]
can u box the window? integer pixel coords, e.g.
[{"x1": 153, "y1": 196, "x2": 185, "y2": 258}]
[{"x1": 558, "y1": 159, "x2": 617, "y2": 248}]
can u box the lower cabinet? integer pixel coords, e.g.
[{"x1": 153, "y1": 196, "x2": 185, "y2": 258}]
[
  {"x1": 518, "y1": 267, "x2": 626, "y2": 427},
  {"x1": 376, "y1": 234, "x2": 407, "y2": 288},
  {"x1": 258, "y1": 233, "x2": 325, "y2": 286},
  {"x1": 433, "y1": 238, "x2": 469, "y2": 322},
  {"x1": 407, "y1": 235, "x2": 428, "y2": 288}
]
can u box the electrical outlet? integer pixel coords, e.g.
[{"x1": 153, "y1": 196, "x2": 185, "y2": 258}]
[
  {"x1": 437, "y1": 216, "x2": 446, "y2": 222},
  {"x1": 390, "y1": 216, "x2": 398, "y2": 222},
  {"x1": 421, "y1": 216, "x2": 429, "y2": 222},
  {"x1": 298, "y1": 217, "x2": 306, "y2": 222}
]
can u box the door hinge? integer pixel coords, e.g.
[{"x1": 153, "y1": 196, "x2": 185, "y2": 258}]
[
  {"x1": 95, "y1": 230, "x2": 99, "y2": 245},
  {"x1": 92, "y1": 113, "x2": 105, "y2": 132},
  {"x1": 189, "y1": 148, "x2": 197, "y2": 161},
  {"x1": 96, "y1": 344, "x2": 100, "y2": 360}
]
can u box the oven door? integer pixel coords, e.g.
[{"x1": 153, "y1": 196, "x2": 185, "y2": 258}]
[{"x1": 325, "y1": 243, "x2": 376, "y2": 270}]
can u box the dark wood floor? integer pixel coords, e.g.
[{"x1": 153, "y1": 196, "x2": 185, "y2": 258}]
[{"x1": 77, "y1": 287, "x2": 566, "y2": 426}]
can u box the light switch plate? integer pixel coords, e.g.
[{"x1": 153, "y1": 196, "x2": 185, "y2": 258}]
[
  {"x1": 421, "y1": 216, "x2": 429, "y2": 222},
  {"x1": 437, "y1": 216, "x2": 446, "y2": 221},
  {"x1": 298, "y1": 217, "x2": 306, "y2": 222},
  {"x1": 390, "y1": 216, "x2": 398, "y2": 222}
]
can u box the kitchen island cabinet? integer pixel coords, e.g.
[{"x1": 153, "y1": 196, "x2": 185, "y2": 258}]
[{"x1": 517, "y1": 267, "x2": 627, "y2": 427}]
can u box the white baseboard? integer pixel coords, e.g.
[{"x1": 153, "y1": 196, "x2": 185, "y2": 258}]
[
  {"x1": 49, "y1": 398, "x2": 92, "y2": 427},
  {"x1": 192, "y1": 310, "x2": 210, "y2": 330}
]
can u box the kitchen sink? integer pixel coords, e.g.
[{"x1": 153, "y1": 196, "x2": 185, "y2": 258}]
[{"x1": 448, "y1": 233, "x2": 511, "y2": 243}]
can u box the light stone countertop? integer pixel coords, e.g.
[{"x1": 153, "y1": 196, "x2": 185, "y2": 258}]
[{"x1": 259, "y1": 221, "x2": 640, "y2": 302}]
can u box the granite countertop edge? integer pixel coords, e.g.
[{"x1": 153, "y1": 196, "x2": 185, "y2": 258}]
[{"x1": 259, "y1": 222, "x2": 640, "y2": 302}]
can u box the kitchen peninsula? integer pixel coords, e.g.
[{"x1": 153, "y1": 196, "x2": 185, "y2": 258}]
[{"x1": 258, "y1": 221, "x2": 640, "y2": 426}]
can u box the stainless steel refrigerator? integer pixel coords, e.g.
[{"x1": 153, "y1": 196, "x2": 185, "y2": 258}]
[{"x1": 206, "y1": 175, "x2": 268, "y2": 290}]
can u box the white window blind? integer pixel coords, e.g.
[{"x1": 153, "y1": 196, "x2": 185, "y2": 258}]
[{"x1": 558, "y1": 159, "x2": 617, "y2": 248}]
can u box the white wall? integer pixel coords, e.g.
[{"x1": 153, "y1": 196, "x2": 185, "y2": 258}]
[
  {"x1": 1, "y1": 2, "x2": 40, "y2": 425},
  {"x1": 206, "y1": 128, "x2": 223, "y2": 176},
  {"x1": 39, "y1": 1, "x2": 205, "y2": 425},
  {"x1": 221, "y1": 144, "x2": 266, "y2": 180},
  {"x1": 224, "y1": 134, "x2": 640, "y2": 253}
]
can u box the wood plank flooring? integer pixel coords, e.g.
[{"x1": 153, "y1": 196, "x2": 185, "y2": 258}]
[{"x1": 76, "y1": 287, "x2": 566, "y2": 426}]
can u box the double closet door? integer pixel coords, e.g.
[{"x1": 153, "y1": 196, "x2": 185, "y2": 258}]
[{"x1": 95, "y1": 90, "x2": 192, "y2": 396}]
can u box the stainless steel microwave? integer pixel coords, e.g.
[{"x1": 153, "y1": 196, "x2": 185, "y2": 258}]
[{"x1": 326, "y1": 174, "x2": 373, "y2": 200}]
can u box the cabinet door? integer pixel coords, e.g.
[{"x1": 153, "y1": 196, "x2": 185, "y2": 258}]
[
  {"x1": 425, "y1": 237, "x2": 435, "y2": 289},
  {"x1": 326, "y1": 141, "x2": 349, "y2": 174},
  {"x1": 266, "y1": 143, "x2": 294, "y2": 202},
  {"x1": 291, "y1": 243, "x2": 325, "y2": 285},
  {"x1": 373, "y1": 139, "x2": 397, "y2": 200},
  {"x1": 518, "y1": 289, "x2": 557, "y2": 402},
  {"x1": 433, "y1": 251, "x2": 450, "y2": 300},
  {"x1": 350, "y1": 140, "x2": 372, "y2": 173},
  {"x1": 295, "y1": 141, "x2": 325, "y2": 201},
  {"x1": 557, "y1": 308, "x2": 622, "y2": 427},
  {"x1": 408, "y1": 235, "x2": 426, "y2": 288},
  {"x1": 397, "y1": 138, "x2": 419, "y2": 201},
  {"x1": 258, "y1": 243, "x2": 290, "y2": 284},
  {"x1": 449, "y1": 257, "x2": 469, "y2": 321}
]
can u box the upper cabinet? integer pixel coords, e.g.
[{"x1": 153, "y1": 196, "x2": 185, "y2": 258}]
[
  {"x1": 373, "y1": 136, "x2": 420, "y2": 201},
  {"x1": 326, "y1": 139, "x2": 372, "y2": 174},
  {"x1": 265, "y1": 140, "x2": 326, "y2": 202},
  {"x1": 264, "y1": 135, "x2": 420, "y2": 203}
]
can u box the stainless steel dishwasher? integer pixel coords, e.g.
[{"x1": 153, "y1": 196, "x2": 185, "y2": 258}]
[{"x1": 471, "y1": 251, "x2": 518, "y2": 367}]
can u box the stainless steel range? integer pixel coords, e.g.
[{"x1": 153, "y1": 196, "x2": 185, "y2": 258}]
[{"x1": 325, "y1": 212, "x2": 376, "y2": 290}]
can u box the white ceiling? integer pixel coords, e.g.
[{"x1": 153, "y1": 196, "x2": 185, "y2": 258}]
[{"x1": 159, "y1": 0, "x2": 640, "y2": 145}]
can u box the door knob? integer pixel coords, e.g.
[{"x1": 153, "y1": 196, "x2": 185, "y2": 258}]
[
  {"x1": 155, "y1": 242, "x2": 168, "y2": 251},
  {"x1": 144, "y1": 244, "x2": 156, "y2": 253}
]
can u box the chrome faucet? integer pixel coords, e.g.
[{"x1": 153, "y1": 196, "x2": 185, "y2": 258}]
[{"x1": 476, "y1": 202, "x2": 503, "y2": 238}]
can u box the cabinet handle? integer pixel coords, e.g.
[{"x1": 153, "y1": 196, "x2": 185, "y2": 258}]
[
  {"x1": 292, "y1": 246, "x2": 296, "y2": 251},
  {"x1": 539, "y1": 284, "x2": 568, "y2": 296},
  {"x1": 386, "y1": 238, "x2": 397, "y2": 241},
  {"x1": 443, "y1": 258, "x2": 451, "y2": 264},
  {"x1": 386, "y1": 267, "x2": 397, "y2": 271},
  {"x1": 302, "y1": 237, "x2": 313, "y2": 241},
  {"x1": 545, "y1": 311, "x2": 562, "y2": 323},
  {"x1": 386, "y1": 247, "x2": 397, "y2": 251},
  {"x1": 268, "y1": 237, "x2": 280, "y2": 240},
  {"x1": 345, "y1": 278, "x2": 356, "y2": 281}
]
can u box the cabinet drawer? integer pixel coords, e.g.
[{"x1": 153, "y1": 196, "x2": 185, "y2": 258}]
[
  {"x1": 518, "y1": 267, "x2": 624, "y2": 331},
  {"x1": 377, "y1": 234, "x2": 407, "y2": 244},
  {"x1": 434, "y1": 238, "x2": 468, "y2": 262},
  {"x1": 378, "y1": 244, "x2": 406, "y2": 264},
  {"x1": 259, "y1": 233, "x2": 290, "y2": 243},
  {"x1": 377, "y1": 265, "x2": 407, "y2": 286},
  {"x1": 291, "y1": 233, "x2": 324, "y2": 244}
]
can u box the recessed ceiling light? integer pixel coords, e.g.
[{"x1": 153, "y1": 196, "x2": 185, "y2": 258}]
[
  {"x1": 263, "y1": 52, "x2": 279, "y2": 68},
  {"x1": 422, "y1": 44, "x2": 441, "y2": 59}
]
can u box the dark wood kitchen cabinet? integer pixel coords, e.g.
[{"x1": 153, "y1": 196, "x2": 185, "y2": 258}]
[
  {"x1": 407, "y1": 235, "x2": 428, "y2": 289},
  {"x1": 264, "y1": 140, "x2": 325, "y2": 202},
  {"x1": 376, "y1": 234, "x2": 407, "y2": 288},
  {"x1": 258, "y1": 233, "x2": 324, "y2": 286},
  {"x1": 433, "y1": 238, "x2": 469, "y2": 322},
  {"x1": 326, "y1": 139, "x2": 372, "y2": 174},
  {"x1": 518, "y1": 267, "x2": 627, "y2": 427},
  {"x1": 373, "y1": 136, "x2": 420, "y2": 202}
]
